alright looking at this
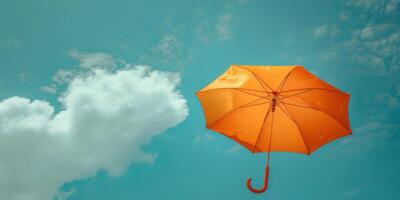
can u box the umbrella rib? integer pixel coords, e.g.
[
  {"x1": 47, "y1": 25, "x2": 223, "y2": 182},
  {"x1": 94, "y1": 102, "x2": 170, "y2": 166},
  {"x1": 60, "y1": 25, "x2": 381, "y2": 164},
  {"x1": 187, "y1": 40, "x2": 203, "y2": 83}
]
[
  {"x1": 206, "y1": 98, "x2": 271, "y2": 129},
  {"x1": 240, "y1": 67, "x2": 274, "y2": 92},
  {"x1": 197, "y1": 87, "x2": 268, "y2": 94},
  {"x1": 279, "y1": 89, "x2": 314, "y2": 99},
  {"x1": 277, "y1": 67, "x2": 297, "y2": 93},
  {"x1": 233, "y1": 88, "x2": 272, "y2": 99},
  {"x1": 282, "y1": 102, "x2": 351, "y2": 132},
  {"x1": 280, "y1": 101, "x2": 314, "y2": 109},
  {"x1": 197, "y1": 95, "x2": 215, "y2": 104},
  {"x1": 278, "y1": 103, "x2": 311, "y2": 154},
  {"x1": 279, "y1": 88, "x2": 343, "y2": 94},
  {"x1": 281, "y1": 97, "x2": 313, "y2": 106},
  {"x1": 240, "y1": 101, "x2": 271, "y2": 108},
  {"x1": 252, "y1": 103, "x2": 272, "y2": 153},
  {"x1": 197, "y1": 88, "x2": 272, "y2": 99}
]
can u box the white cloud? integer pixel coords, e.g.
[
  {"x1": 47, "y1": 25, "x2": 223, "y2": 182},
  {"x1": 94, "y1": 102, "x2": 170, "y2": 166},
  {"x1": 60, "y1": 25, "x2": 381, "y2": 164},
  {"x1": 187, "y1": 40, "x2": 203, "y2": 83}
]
[
  {"x1": 194, "y1": 132, "x2": 213, "y2": 143},
  {"x1": 385, "y1": 0, "x2": 400, "y2": 13},
  {"x1": 313, "y1": 25, "x2": 341, "y2": 37},
  {"x1": 215, "y1": 13, "x2": 234, "y2": 41},
  {"x1": 344, "y1": 0, "x2": 400, "y2": 14},
  {"x1": 346, "y1": 24, "x2": 400, "y2": 77},
  {"x1": 344, "y1": 183, "x2": 382, "y2": 198},
  {"x1": 0, "y1": 53, "x2": 188, "y2": 200},
  {"x1": 375, "y1": 93, "x2": 400, "y2": 109},
  {"x1": 137, "y1": 32, "x2": 187, "y2": 69},
  {"x1": 345, "y1": 0, "x2": 380, "y2": 9},
  {"x1": 69, "y1": 49, "x2": 117, "y2": 69},
  {"x1": 337, "y1": 121, "x2": 397, "y2": 154},
  {"x1": 337, "y1": 1, "x2": 400, "y2": 115},
  {"x1": 52, "y1": 69, "x2": 76, "y2": 85},
  {"x1": 194, "y1": 1, "x2": 244, "y2": 42},
  {"x1": 358, "y1": 24, "x2": 392, "y2": 39},
  {"x1": 156, "y1": 33, "x2": 184, "y2": 63},
  {"x1": 223, "y1": 144, "x2": 242, "y2": 154},
  {"x1": 40, "y1": 85, "x2": 57, "y2": 94},
  {"x1": 18, "y1": 73, "x2": 33, "y2": 85}
]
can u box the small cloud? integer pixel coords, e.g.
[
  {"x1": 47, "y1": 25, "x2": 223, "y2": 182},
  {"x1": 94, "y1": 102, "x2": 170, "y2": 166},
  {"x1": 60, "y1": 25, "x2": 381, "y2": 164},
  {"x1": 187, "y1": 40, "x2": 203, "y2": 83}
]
[
  {"x1": 55, "y1": 189, "x2": 76, "y2": 200},
  {"x1": 375, "y1": 93, "x2": 400, "y2": 109},
  {"x1": 337, "y1": 121, "x2": 398, "y2": 154},
  {"x1": 18, "y1": 73, "x2": 33, "y2": 85},
  {"x1": 358, "y1": 24, "x2": 392, "y2": 39},
  {"x1": 52, "y1": 69, "x2": 76, "y2": 85},
  {"x1": 344, "y1": 183, "x2": 382, "y2": 198},
  {"x1": 69, "y1": 49, "x2": 117, "y2": 69},
  {"x1": 344, "y1": 0, "x2": 399, "y2": 15},
  {"x1": 194, "y1": 1, "x2": 244, "y2": 42},
  {"x1": 215, "y1": 13, "x2": 234, "y2": 41},
  {"x1": 195, "y1": 132, "x2": 213, "y2": 143},
  {"x1": 156, "y1": 33, "x2": 184, "y2": 62},
  {"x1": 319, "y1": 50, "x2": 339, "y2": 63},
  {"x1": 345, "y1": 0, "x2": 379, "y2": 9},
  {"x1": 223, "y1": 144, "x2": 242, "y2": 154},
  {"x1": 138, "y1": 32, "x2": 187, "y2": 69},
  {"x1": 313, "y1": 25, "x2": 341, "y2": 37},
  {"x1": 345, "y1": 23, "x2": 400, "y2": 77},
  {"x1": 195, "y1": 20, "x2": 212, "y2": 43},
  {"x1": 385, "y1": 0, "x2": 400, "y2": 14},
  {"x1": 39, "y1": 85, "x2": 57, "y2": 94}
]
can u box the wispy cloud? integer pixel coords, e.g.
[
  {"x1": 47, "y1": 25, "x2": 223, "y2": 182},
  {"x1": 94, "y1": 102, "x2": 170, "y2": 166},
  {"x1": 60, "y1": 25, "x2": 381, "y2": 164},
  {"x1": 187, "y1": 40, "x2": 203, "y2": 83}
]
[
  {"x1": 344, "y1": 0, "x2": 400, "y2": 15},
  {"x1": 313, "y1": 25, "x2": 341, "y2": 38},
  {"x1": 156, "y1": 33, "x2": 186, "y2": 66},
  {"x1": 39, "y1": 85, "x2": 57, "y2": 94},
  {"x1": 42, "y1": 49, "x2": 128, "y2": 93},
  {"x1": 336, "y1": 0, "x2": 400, "y2": 110},
  {"x1": 375, "y1": 92, "x2": 400, "y2": 109},
  {"x1": 69, "y1": 49, "x2": 117, "y2": 69},
  {"x1": 194, "y1": 0, "x2": 244, "y2": 42},
  {"x1": 195, "y1": 132, "x2": 213, "y2": 143},
  {"x1": 336, "y1": 121, "x2": 398, "y2": 154},
  {"x1": 223, "y1": 144, "x2": 242, "y2": 154},
  {"x1": 343, "y1": 183, "x2": 382, "y2": 198},
  {"x1": 215, "y1": 13, "x2": 235, "y2": 41},
  {"x1": 18, "y1": 72, "x2": 33, "y2": 85}
]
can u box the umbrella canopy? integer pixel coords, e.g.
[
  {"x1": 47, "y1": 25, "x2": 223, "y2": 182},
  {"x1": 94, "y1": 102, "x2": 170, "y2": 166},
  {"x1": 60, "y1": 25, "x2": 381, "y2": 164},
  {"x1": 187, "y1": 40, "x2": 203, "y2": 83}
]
[{"x1": 196, "y1": 65, "x2": 351, "y2": 193}]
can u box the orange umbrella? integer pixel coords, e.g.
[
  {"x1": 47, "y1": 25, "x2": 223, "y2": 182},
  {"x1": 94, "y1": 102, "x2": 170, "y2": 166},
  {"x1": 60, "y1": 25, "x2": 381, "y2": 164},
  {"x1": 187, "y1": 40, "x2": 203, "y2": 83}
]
[{"x1": 196, "y1": 65, "x2": 351, "y2": 193}]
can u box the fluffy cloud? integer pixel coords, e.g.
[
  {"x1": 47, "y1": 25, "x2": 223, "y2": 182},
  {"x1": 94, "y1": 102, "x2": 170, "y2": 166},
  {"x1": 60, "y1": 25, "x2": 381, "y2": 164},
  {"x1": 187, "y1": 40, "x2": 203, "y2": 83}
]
[{"x1": 0, "y1": 54, "x2": 188, "y2": 200}]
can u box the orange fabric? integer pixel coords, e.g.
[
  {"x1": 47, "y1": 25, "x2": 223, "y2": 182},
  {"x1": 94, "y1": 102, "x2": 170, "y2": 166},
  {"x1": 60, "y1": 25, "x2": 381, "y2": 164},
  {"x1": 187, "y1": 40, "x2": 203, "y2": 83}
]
[{"x1": 196, "y1": 65, "x2": 351, "y2": 155}]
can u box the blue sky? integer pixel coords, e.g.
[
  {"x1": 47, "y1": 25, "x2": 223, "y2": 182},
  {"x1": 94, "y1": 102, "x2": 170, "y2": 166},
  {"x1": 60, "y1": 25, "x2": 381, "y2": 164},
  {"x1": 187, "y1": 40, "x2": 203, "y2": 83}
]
[{"x1": 0, "y1": 0, "x2": 399, "y2": 199}]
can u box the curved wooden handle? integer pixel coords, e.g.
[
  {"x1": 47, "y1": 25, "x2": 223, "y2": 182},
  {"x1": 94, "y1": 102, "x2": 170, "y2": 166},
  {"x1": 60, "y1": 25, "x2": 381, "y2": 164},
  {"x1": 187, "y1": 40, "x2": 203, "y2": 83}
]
[{"x1": 246, "y1": 166, "x2": 269, "y2": 193}]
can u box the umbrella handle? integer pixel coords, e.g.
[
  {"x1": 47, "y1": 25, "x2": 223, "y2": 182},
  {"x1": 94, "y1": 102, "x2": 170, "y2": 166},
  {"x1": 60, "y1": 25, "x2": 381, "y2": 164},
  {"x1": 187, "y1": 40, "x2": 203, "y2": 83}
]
[{"x1": 246, "y1": 166, "x2": 269, "y2": 193}]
